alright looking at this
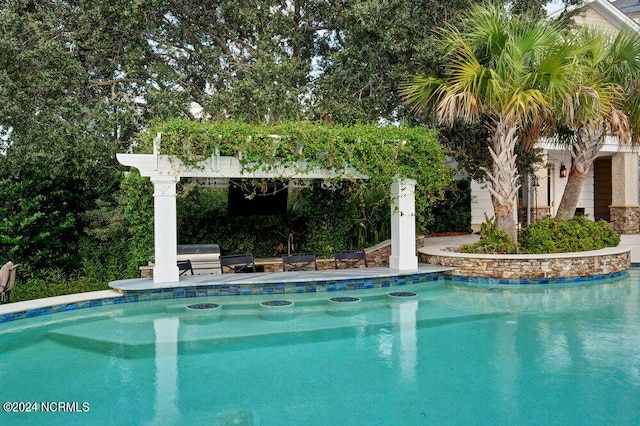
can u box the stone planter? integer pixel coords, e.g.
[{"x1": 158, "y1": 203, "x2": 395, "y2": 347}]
[{"x1": 418, "y1": 246, "x2": 630, "y2": 280}]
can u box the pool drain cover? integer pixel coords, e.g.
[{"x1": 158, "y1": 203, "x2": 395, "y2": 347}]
[
  {"x1": 388, "y1": 291, "x2": 418, "y2": 298},
  {"x1": 327, "y1": 296, "x2": 361, "y2": 316},
  {"x1": 187, "y1": 303, "x2": 221, "y2": 310},
  {"x1": 259, "y1": 299, "x2": 295, "y2": 321},
  {"x1": 329, "y1": 296, "x2": 361, "y2": 303},
  {"x1": 260, "y1": 300, "x2": 293, "y2": 307},
  {"x1": 387, "y1": 291, "x2": 418, "y2": 307},
  {"x1": 184, "y1": 302, "x2": 223, "y2": 324}
]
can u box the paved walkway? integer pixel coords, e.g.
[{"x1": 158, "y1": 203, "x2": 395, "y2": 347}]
[{"x1": 620, "y1": 235, "x2": 640, "y2": 263}]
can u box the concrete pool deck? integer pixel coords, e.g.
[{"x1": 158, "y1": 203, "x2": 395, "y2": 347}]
[{"x1": 108, "y1": 264, "x2": 450, "y2": 292}]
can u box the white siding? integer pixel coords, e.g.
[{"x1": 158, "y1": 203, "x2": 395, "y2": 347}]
[
  {"x1": 546, "y1": 151, "x2": 595, "y2": 217},
  {"x1": 577, "y1": 8, "x2": 620, "y2": 32},
  {"x1": 470, "y1": 180, "x2": 494, "y2": 232},
  {"x1": 470, "y1": 180, "x2": 518, "y2": 232}
]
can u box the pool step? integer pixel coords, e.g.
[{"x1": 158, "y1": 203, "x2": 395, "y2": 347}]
[{"x1": 47, "y1": 309, "x2": 507, "y2": 359}]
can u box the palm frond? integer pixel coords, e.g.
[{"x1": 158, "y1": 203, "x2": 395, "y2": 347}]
[
  {"x1": 607, "y1": 109, "x2": 630, "y2": 143},
  {"x1": 437, "y1": 91, "x2": 483, "y2": 124},
  {"x1": 625, "y1": 82, "x2": 640, "y2": 144},
  {"x1": 399, "y1": 75, "x2": 446, "y2": 113},
  {"x1": 608, "y1": 27, "x2": 640, "y2": 79}
]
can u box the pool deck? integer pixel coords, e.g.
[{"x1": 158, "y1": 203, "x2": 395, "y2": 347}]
[
  {"x1": 0, "y1": 263, "x2": 454, "y2": 321},
  {"x1": 108, "y1": 264, "x2": 450, "y2": 292}
]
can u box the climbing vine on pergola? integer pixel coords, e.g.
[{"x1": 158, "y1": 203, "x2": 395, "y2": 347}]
[{"x1": 138, "y1": 119, "x2": 453, "y2": 214}]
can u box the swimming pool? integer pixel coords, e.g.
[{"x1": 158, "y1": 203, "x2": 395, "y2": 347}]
[{"x1": 1, "y1": 274, "x2": 639, "y2": 425}]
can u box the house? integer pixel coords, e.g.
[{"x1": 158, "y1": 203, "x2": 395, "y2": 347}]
[{"x1": 470, "y1": 0, "x2": 640, "y2": 235}]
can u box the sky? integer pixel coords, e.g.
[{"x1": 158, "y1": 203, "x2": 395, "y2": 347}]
[{"x1": 546, "y1": 0, "x2": 570, "y2": 14}]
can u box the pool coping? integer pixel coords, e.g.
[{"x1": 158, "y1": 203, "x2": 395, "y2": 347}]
[
  {"x1": 418, "y1": 244, "x2": 630, "y2": 260},
  {"x1": 0, "y1": 266, "x2": 450, "y2": 324},
  {"x1": 2, "y1": 259, "x2": 636, "y2": 325}
]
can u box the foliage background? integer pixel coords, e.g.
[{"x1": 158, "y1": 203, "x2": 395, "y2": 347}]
[{"x1": 0, "y1": 0, "x2": 557, "y2": 301}]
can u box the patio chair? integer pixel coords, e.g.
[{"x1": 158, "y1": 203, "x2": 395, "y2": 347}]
[
  {"x1": 334, "y1": 250, "x2": 368, "y2": 269},
  {"x1": 282, "y1": 253, "x2": 317, "y2": 271},
  {"x1": 177, "y1": 260, "x2": 194, "y2": 276},
  {"x1": 220, "y1": 254, "x2": 257, "y2": 274},
  {"x1": 0, "y1": 261, "x2": 19, "y2": 303}
]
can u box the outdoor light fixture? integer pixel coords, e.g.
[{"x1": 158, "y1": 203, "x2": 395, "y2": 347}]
[{"x1": 559, "y1": 163, "x2": 567, "y2": 178}]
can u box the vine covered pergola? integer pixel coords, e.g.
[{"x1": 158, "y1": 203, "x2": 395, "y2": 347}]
[{"x1": 118, "y1": 120, "x2": 449, "y2": 283}]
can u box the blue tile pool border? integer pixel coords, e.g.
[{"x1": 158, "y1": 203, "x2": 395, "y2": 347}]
[
  {"x1": 0, "y1": 269, "x2": 631, "y2": 324},
  {"x1": 0, "y1": 271, "x2": 442, "y2": 324},
  {"x1": 444, "y1": 269, "x2": 628, "y2": 289}
]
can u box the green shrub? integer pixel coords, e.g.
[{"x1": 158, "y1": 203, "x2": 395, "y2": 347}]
[
  {"x1": 0, "y1": 181, "x2": 79, "y2": 270},
  {"x1": 519, "y1": 216, "x2": 619, "y2": 254},
  {"x1": 423, "y1": 179, "x2": 471, "y2": 234},
  {"x1": 461, "y1": 229, "x2": 517, "y2": 254},
  {"x1": 9, "y1": 265, "x2": 111, "y2": 303},
  {"x1": 460, "y1": 215, "x2": 619, "y2": 255},
  {"x1": 173, "y1": 181, "x2": 392, "y2": 258},
  {"x1": 121, "y1": 170, "x2": 155, "y2": 275}
]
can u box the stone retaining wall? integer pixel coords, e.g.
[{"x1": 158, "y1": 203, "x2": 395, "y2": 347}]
[
  {"x1": 254, "y1": 240, "x2": 392, "y2": 272},
  {"x1": 418, "y1": 246, "x2": 630, "y2": 279},
  {"x1": 140, "y1": 240, "x2": 394, "y2": 277}
]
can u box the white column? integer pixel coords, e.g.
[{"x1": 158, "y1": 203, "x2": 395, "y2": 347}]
[
  {"x1": 611, "y1": 152, "x2": 638, "y2": 206},
  {"x1": 389, "y1": 179, "x2": 418, "y2": 270},
  {"x1": 152, "y1": 176, "x2": 180, "y2": 283}
]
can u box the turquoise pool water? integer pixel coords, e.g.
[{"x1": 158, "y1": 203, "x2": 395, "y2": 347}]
[{"x1": 1, "y1": 275, "x2": 639, "y2": 425}]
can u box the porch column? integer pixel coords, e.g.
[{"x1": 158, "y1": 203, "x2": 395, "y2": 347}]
[
  {"x1": 152, "y1": 176, "x2": 180, "y2": 283},
  {"x1": 389, "y1": 179, "x2": 418, "y2": 270},
  {"x1": 610, "y1": 152, "x2": 640, "y2": 234}
]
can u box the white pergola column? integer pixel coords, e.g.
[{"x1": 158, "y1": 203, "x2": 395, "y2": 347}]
[
  {"x1": 610, "y1": 152, "x2": 640, "y2": 234},
  {"x1": 611, "y1": 152, "x2": 638, "y2": 206},
  {"x1": 151, "y1": 176, "x2": 180, "y2": 283},
  {"x1": 389, "y1": 179, "x2": 418, "y2": 270}
]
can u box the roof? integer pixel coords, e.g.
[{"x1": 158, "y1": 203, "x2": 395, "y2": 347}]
[{"x1": 612, "y1": 0, "x2": 640, "y2": 14}]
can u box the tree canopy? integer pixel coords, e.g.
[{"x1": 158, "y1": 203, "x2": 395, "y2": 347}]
[
  {"x1": 1, "y1": 0, "x2": 577, "y2": 273},
  {"x1": 1, "y1": 0, "x2": 481, "y2": 272},
  {"x1": 401, "y1": 3, "x2": 577, "y2": 241}
]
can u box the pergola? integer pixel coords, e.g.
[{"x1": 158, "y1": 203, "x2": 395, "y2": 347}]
[{"x1": 117, "y1": 135, "x2": 418, "y2": 283}]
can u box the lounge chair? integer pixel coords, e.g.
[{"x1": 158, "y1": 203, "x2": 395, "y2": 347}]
[
  {"x1": 334, "y1": 250, "x2": 368, "y2": 269},
  {"x1": 177, "y1": 260, "x2": 194, "y2": 276},
  {"x1": 220, "y1": 254, "x2": 257, "y2": 273},
  {"x1": 0, "y1": 261, "x2": 19, "y2": 303},
  {"x1": 282, "y1": 253, "x2": 317, "y2": 271}
]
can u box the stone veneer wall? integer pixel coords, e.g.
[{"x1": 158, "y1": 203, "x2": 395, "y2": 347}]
[
  {"x1": 610, "y1": 206, "x2": 640, "y2": 235},
  {"x1": 257, "y1": 240, "x2": 392, "y2": 272},
  {"x1": 418, "y1": 247, "x2": 630, "y2": 279},
  {"x1": 141, "y1": 240, "x2": 395, "y2": 277}
]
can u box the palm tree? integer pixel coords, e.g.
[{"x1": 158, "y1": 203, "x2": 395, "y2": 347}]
[
  {"x1": 401, "y1": 3, "x2": 575, "y2": 242},
  {"x1": 555, "y1": 27, "x2": 640, "y2": 221}
]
